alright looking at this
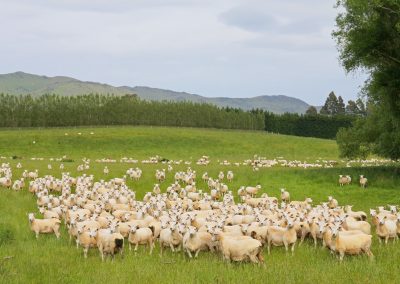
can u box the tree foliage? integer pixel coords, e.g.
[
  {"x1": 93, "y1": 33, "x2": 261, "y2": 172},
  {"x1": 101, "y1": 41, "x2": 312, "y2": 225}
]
[
  {"x1": 333, "y1": 0, "x2": 400, "y2": 159},
  {"x1": 0, "y1": 94, "x2": 265, "y2": 131},
  {"x1": 265, "y1": 112, "x2": 354, "y2": 139}
]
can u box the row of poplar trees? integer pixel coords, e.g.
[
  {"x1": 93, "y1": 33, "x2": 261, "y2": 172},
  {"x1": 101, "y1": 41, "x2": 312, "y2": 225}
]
[{"x1": 0, "y1": 94, "x2": 265, "y2": 130}]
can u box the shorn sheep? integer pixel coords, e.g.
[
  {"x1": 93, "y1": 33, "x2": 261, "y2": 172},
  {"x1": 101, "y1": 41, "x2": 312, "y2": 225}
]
[{"x1": 28, "y1": 213, "x2": 61, "y2": 239}]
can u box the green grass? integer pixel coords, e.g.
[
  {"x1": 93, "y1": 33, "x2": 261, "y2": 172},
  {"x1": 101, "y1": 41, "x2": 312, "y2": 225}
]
[{"x1": 0, "y1": 126, "x2": 399, "y2": 284}]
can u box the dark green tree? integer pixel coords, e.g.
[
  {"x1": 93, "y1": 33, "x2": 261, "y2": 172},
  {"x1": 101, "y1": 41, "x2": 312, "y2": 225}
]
[
  {"x1": 305, "y1": 106, "x2": 318, "y2": 116},
  {"x1": 345, "y1": 100, "x2": 359, "y2": 115},
  {"x1": 333, "y1": 0, "x2": 400, "y2": 159},
  {"x1": 320, "y1": 91, "x2": 339, "y2": 115},
  {"x1": 337, "y1": 96, "x2": 346, "y2": 114}
]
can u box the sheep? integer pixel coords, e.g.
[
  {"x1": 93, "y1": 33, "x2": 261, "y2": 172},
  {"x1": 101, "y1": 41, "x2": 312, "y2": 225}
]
[
  {"x1": 103, "y1": 166, "x2": 109, "y2": 175},
  {"x1": 12, "y1": 179, "x2": 24, "y2": 191},
  {"x1": 182, "y1": 226, "x2": 214, "y2": 258},
  {"x1": 245, "y1": 185, "x2": 261, "y2": 197},
  {"x1": 328, "y1": 196, "x2": 338, "y2": 209},
  {"x1": 97, "y1": 232, "x2": 124, "y2": 261},
  {"x1": 127, "y1": 225, "x2": 155, "y2": 254},
  {"x1": 290, "y1": 198, "x2": 313, "y2": 210},
  {"x1": 77, "y1": 227, "x2": 98, "y2": 258},
  {"x1": 376, "y1": 215, "x2": 398, "y2": 244},
  {"x1": 280, "y1": 188, "x2": 290, "y2": 203},
  {"x1": 340, "y1": 216, "x2": 371, "y2": 235},
  {"x1": 159, "y1": 223, "x2": 184, "y2": 255},
  {"x1": 28, "y1": 213, "x2": 61, "y2": 239},
  {"x1": 309, "y1": 219, "x2": 326, "y2": 248},
  {"x1": 330, "y1": 225, "x2": 373, "y2": 261},
  {"x1": 359, "y1": 175, "x2": 368, "y2": 188},
  {"x1": 338, "y1": 175, "x2": 351, "y2": 186},
  {"x1": 266, "y1": 218, "x2": 298, "y2": 254},
  {"x1": 226, "y1": 171, "x2": 234, "y2": 182},
  {"x1": 39, "y1": 207, "x2": 60, "y2": 220},
  {"x1": 28, "y1": 170, "x2": 39, "y2": 180},
  {"x1": 0, "y1": 176, "x2": 12, "y2": 189},
  {"x1": 217, "y1": 233, "x2": 264, "y2": 264},
  {"x1": 344, "y1": 205, "x2": 367, "y2": 221}
]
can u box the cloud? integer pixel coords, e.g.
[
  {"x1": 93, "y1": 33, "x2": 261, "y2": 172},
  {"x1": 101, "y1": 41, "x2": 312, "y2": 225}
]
[{"x1": 0, "y1": 0, "x2": 364, "y2": 105}]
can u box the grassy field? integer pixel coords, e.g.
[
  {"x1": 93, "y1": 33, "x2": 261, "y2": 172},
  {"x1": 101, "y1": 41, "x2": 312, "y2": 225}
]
[{"x1": 0, "y1": 126, "x2": 399, "y2": 284}]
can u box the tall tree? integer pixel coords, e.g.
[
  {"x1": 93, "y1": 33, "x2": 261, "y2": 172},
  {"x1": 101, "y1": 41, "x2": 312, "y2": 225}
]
[
  {"x1": 345, "y1": 100, "x2": 359, "y2": 115},
  {"x1": 320, "y1": 91, "x2": 339, "y2": 115},
  {"x1": 337, "y1": 96, "x2": 346, "y2": 114},
  {"x1": 333, "y1": 0, "x2": 400, "y2": 159},
  {"x1": 305, "y1": 106, "x2": 318, "y2": 116}
]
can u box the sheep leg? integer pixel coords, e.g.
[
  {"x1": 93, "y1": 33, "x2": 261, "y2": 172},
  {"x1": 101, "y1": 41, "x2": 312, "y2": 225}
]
[
  {"x1": 84, "y1": 247, "x2": 88, "y2": 259},
  {"x1": 35, "y1": 231, "x2": 39, "y2": 239},
  {"x1": 129, "y1": 243, "x2": 132, "y2": 251},
  {"x1": 339, "y1": 251, "x2": 344, "y2": 261},
  {"x1": 267, "y1": 241, "x2": 271, "y2": 255},
  {"x1": 149, "y1": 241, "x2": 153, "y2": 255},
  {"x1": 187, "y1": 249, "x2": 193, "y2": 258},
  {"x1": 195, "y1": 249, "x2": 201, "y2": 258},
  {"x1": 134, "y1": 243, "x2": 139, "y2": 252},
  {"x1": 169, "y1": 243, "x2": 175, "y2": 252},
  {"x1": 249, "y1": 254, "x2": 259, "y2": 264},
  {"x1": 385, "y1": 237, "x2": 389, "y2": 245},
  {"x1": 291, "y1": 243, "x2": 296, "y2": 255}
]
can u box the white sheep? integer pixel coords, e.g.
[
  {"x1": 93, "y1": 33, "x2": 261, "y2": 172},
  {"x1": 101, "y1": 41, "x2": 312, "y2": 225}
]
[
  {"x1": 128, "y1": 225, "x2": 155, "y2": 254},
  {"x1": 182, "y1": 226, "x2": 214, "y2": 258},
  {"x1": 280, "y1": 188, "x2": 290, "y2": 203},
  {"x1": 97, "y1": 232, "x2": 124, "y2": 261},
  {"x1": 359, "y1": 175, "x2": 368, "y2": 188},
  {"x1": 330, "y1": 225, "x2": 373, "y2": 261},
  {"x1": 28, "y1": 213, "x2": 61, "y2": 239},
  {"x1": 376, "y1": 215, "x2": 398, "y2": 244},
  {"x1": 217, "y1": 233, "x2": 264, "y2": 264},
  {"x1": 266, "y1": 219, "x2": 298, "y2": 254},
  {"x1": 77, "y1": 227, "x2": 98, "y2": 258}
]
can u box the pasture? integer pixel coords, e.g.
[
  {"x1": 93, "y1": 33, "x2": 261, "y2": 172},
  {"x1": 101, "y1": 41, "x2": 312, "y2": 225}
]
[{"x1": 0, "y1": 126, "x2": 400, "y2": 284}]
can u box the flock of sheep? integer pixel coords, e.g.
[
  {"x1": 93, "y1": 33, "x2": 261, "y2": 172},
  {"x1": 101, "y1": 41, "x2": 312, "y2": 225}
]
[{"x1": 0, "y1": 159, "x2": 397, "y2": 265}]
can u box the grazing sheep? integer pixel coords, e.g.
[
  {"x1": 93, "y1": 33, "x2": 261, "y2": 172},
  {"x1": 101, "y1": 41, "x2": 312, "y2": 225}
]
[{"x1": 28, "y1": 213, "x2": 61, "y2": 239}]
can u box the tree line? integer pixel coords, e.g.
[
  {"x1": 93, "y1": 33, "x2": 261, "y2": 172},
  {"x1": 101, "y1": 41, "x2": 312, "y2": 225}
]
[
  {"x1": 0, "y1": 93, "x2": 356, "y2": 140},
  {"x1": 265, "y1": 112, "x2": 354, "y2": 139},
  {"x1": 0, "y1": 94, "x2": 265, "y2": 130}
]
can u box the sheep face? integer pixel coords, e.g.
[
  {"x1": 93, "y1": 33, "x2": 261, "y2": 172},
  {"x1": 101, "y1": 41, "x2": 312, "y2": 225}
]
[{"x1": 28, "y1": 213, "x2": 35, "y2": 222}]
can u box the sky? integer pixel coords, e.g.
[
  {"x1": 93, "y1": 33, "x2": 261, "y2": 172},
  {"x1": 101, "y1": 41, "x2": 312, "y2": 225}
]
[{"x1": 0, "y1": 0, "x2": 366, "y2": 105}]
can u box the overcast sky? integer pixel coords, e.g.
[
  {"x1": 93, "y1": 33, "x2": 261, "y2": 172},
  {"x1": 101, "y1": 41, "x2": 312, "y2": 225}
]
[{"x1": 0, "y1": 0, "x2": 365, "y2": 105}]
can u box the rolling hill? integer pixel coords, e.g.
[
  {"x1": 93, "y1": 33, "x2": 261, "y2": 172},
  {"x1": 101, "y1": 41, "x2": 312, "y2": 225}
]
[{"x1": 0, "y1": 71, "x2": 312, "y2": 114}]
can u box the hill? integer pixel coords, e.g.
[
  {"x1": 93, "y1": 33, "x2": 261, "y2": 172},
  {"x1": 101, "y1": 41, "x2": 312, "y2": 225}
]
[{"x1": 0, "y1": 72, "x2": 312, "y2": 114}]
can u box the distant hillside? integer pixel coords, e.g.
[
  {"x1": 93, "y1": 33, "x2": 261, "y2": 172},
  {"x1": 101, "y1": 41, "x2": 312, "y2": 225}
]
[{"x1": 0, "y1": 71, "x2": 313, "y2": 114}]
